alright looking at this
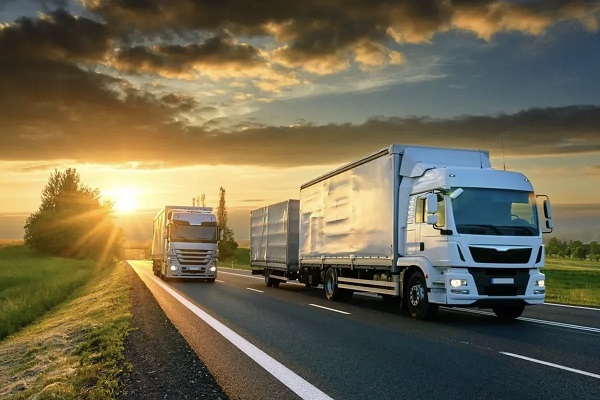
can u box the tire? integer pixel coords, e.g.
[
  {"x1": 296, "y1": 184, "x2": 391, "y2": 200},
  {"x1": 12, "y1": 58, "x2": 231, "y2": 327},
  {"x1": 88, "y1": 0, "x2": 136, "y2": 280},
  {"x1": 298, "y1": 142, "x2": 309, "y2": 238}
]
[
  {"x1": 492, "y1": 305, "x2": 525, "y2": 320},
  {"x1": 406, "y1": 272, "x2": 438, "y2": 320},
  {"x1": 206, "y1": 278, "x2": 216, "y2": 283},
  {"x1": 324, "y1": 268, "x2": 352, "y2": 301},
  {"x1": 265, "y1": 269, "x2": 280, "y2": 288}
]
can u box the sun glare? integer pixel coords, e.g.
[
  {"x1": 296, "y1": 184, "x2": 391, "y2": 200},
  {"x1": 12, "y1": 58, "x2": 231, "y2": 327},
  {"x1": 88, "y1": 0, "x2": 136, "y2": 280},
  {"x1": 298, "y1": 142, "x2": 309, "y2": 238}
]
[{"x1": 107, "y1": 187, "x2": 140, "y2": 213}]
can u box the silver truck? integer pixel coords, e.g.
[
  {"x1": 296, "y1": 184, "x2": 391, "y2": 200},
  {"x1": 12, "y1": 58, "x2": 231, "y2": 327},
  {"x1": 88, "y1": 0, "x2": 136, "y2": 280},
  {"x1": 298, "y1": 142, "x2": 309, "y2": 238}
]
[{"x1": 152, "y1": 206, "x2": 219, "y2": 282}]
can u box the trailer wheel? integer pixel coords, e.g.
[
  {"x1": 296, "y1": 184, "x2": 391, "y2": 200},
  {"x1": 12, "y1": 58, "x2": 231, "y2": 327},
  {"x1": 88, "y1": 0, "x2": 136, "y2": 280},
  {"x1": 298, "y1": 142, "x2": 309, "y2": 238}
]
[
  {"x1": 324, "y1": 268, "x2": 339, "y2": 301},
  {"x1": 492, "y1": 305, "x2": 524, "y2": 320},
  {"x1": 406, "y1": 272, "x2": 438, "y2": 320},
  {"x1": 265, "y1": 269, "x2": 279, "y2": 288},
  {"x1": 324, "y1": 268, "x2": 352, "y2": 301}
]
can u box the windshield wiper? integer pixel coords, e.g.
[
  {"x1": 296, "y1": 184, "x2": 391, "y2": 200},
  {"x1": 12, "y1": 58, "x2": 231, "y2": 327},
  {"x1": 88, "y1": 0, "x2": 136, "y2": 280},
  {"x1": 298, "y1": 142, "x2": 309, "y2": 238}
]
[
  {"x1": 456, "y1": 224, "x2": 503, "y2": 235},
  {"x1": 499, "y1": 225, "x2": 535, "y2": 236}
]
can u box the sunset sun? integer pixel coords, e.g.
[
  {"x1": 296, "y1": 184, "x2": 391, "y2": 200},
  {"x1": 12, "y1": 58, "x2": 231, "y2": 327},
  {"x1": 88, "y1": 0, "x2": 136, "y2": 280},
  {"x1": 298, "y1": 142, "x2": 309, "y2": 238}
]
[{"x1": 107, "y1": 187, "x2": 140, "y2": 213}]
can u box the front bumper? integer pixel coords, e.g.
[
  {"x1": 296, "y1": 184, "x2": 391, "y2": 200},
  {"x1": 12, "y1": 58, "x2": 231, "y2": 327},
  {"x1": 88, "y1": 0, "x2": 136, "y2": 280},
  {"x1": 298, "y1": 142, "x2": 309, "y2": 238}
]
[{"x1": 429, "y1": 267, "x2": 545, "y2": 306}]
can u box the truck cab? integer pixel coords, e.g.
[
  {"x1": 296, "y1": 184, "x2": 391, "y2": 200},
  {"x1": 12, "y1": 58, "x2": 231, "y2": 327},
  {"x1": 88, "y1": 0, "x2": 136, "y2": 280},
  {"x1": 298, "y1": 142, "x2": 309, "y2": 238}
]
[
  {"x1": 152, "y1": 207, "x2": 220, "y2": 282},
  {"x1": 403, "y1": 166, "x2": 553, "y2": 319}
]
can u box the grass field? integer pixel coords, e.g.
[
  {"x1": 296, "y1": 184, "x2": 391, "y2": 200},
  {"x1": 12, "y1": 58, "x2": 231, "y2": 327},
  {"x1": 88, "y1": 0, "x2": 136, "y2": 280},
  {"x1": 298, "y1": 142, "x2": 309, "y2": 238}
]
[
  {"x1": 218, "y1": 247, "x2": 251, "y2": 270},
  {"x1": 0, "y1": 244, "x2": 131, "y2": 399},
  {"x1": 542, "y1": 257, "x2": 600, "y2": 307},
  {"x1": 0, "y1": 243, "x2": 97, "y2": 341}
]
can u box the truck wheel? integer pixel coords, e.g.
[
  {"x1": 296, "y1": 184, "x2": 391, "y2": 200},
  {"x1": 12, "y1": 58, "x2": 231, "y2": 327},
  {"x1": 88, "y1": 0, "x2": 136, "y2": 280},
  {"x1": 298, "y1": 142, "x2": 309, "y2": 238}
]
[
  {"x1": 492, "y1": 305, "x2": 524, "y2": 320},
  {"x1": 406, "y1": 272, "x2": 438, "y2": 320}
]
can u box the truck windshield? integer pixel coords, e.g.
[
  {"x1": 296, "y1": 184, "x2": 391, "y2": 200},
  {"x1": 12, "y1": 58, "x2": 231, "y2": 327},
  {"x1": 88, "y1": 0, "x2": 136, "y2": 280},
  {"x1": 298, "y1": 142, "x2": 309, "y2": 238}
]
[
  {"x1": 451, "y1": 188, "x2": 539, "y2": 236},
  {"x1": 170, "y1": 225, "x2": 218, "y2": 243}
]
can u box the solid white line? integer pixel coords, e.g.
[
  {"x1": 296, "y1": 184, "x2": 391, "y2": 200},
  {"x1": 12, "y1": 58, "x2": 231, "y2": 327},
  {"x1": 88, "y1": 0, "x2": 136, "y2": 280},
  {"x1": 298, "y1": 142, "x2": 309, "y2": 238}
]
[
  {"x1": 134, "y1": 265, "x2": 333, "y2": 400},
  {"x1": 219, "y1": 270, "x2": 263, "y2": 280},
  {"x1": 500, "y1": 352, "x2": 600, "y2": 379},
  {"x1": 442, "y1": 308, "x2": 600, "y2": 334},
  {"x1": 544, "y1": 302, "x2": 600, "y2": 312},
  {"x1": 219, "y1": 270, "x2": 308, "y2": 287},
  {"x1": 309, "y1": 304, "x2": 351, "y2": 315},
  {"x1": 215, "y1": 279, "x2": 225, "y2": 283},
  {"x1": 247, "y1": 288, "x2": 264, "y2": 293}
]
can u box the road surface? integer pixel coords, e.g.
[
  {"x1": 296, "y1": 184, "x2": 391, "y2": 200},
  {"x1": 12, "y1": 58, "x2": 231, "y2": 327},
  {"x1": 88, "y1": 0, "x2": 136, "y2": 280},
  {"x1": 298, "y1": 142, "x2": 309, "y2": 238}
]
[{"x1": 127, "y1": 260, "x2": 600, "y2": 400}]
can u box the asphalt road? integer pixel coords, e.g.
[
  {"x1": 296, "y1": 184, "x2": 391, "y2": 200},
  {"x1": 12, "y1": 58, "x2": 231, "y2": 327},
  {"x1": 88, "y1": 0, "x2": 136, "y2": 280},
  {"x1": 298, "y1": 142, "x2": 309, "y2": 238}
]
[{"x1": 127, "y1": 260, "x2": 600, "y2": 400}]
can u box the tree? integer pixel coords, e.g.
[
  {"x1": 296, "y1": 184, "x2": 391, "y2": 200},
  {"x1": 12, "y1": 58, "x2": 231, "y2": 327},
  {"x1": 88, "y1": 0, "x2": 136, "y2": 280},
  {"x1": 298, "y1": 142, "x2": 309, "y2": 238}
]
[
  {"x1": 24, "y1": 168, "x2": 124, "y2": 262},
  {"x1": 216, "y1": 187, "x2": 238, "y2": 258}
]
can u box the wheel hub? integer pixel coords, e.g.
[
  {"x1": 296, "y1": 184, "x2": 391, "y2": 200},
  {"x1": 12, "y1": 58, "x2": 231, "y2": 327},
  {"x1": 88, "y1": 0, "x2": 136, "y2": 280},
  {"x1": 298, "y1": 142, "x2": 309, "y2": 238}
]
[{"x1": 409, "y1": 284, "x2": 424, "y2": 307}]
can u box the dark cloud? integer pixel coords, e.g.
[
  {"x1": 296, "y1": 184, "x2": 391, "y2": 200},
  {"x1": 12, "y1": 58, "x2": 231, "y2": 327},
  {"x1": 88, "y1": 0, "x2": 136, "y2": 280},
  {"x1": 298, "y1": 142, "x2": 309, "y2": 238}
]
[
  {"x1": 1, "y1": 100, "x2": 599, "y2": 167},
  {"x1": 0, "y1": 3, "x2": 598, "y2": 170},
  {"x1": 112, "y1": 34, "x2": 265, "y2": 77}
]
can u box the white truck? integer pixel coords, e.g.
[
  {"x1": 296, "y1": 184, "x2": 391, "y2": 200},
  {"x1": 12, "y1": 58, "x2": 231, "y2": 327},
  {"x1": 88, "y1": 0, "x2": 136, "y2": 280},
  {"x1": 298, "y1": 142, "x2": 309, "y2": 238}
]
[
  {"x1": 152, "y1": 206, "x2": 220, "y2": 282},
  {"x1": 251, "y1": 144, "x2": 553, "y2": 319}
]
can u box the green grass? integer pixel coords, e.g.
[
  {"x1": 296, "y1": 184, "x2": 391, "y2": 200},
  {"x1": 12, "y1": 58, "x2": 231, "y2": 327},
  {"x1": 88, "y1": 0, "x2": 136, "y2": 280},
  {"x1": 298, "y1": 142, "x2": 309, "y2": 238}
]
[
  {"x1": 542, "y1": 257, "x2": 600, "y2": 307},
  {"x1": 0, "y1": 245, "x2": 97, "y2": 341},
  {"x1": 0, "y1": 247, "x2": 131, "y2": 399},
  {"x1": 218, "y1": 247, "x2": 251, "y2": 270}
]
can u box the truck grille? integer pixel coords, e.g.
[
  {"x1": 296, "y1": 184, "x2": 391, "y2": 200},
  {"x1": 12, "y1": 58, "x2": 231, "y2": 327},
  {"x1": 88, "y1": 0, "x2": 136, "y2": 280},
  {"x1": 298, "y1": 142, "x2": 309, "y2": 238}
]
[
  {"x1": 469, "y1": 247, "x2": 531, "y2": 264},
  {"x1": 175, "y1": 249, "x2": 213, "y2": 265},
  {"x1": 468, "y1": 268, "x2": 529, "y2": 296}
]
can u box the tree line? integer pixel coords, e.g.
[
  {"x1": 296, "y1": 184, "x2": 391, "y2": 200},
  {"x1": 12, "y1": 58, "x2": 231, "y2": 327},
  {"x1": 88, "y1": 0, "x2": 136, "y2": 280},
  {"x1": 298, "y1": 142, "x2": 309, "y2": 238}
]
[
  {"x1": 24, "y1": 169, "x2": 239, "y2": 262},
  {"x1": 545, "y1": 237, "x2": 600, "y2": 261}
]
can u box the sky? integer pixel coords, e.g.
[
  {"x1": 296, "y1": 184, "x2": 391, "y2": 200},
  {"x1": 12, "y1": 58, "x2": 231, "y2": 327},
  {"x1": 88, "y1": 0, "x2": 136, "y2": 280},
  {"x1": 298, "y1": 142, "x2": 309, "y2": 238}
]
[{"x1": 0, "y1": 0, "x2": 599, "y2": 243}]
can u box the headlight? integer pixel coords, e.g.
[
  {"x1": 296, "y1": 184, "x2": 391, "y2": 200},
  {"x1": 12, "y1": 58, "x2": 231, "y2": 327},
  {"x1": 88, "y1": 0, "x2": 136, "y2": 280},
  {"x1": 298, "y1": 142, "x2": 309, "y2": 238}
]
[
  {"x1": 450, "y1": 279, "x2": 468, "y2": 288},
  {"x1": 170, "y1": 265, "x2": 178, "y2": 272},
  {"x1": 535, "y1": 279, "x2": 545, "y2": 287},
  {"x1": 209, "y1": 266, "x2": 216, "y2": 272}
]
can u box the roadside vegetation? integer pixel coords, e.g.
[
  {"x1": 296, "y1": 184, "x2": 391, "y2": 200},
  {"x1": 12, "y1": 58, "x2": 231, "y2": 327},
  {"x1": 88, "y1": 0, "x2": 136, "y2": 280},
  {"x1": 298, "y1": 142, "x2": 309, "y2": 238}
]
[
  {"x1": 218, "y1": 247, "x2": 251, "y2": 270},
  {"x1": 542, "y1": 257, "x2": 600, "y2": 306},
  {"x1": 0, "y1": 244, "x2": 95, "y2": 341},
  {"x1": 0, "y1": 243, "x2": 131, "y2": 399}
]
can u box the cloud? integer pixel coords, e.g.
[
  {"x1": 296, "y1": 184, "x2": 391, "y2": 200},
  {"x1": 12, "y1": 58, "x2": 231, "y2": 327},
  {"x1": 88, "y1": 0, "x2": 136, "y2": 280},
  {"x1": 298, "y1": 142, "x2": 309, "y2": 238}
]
[
  {"x1": 2, "y1": 100, "x2": 599, "y2": 167},
  {"x1": 110, "y1": 34, "x2": 268, "y2": 79},
  {"x1": 1, "y1": 3, "x2": 599, "y2": 170}
]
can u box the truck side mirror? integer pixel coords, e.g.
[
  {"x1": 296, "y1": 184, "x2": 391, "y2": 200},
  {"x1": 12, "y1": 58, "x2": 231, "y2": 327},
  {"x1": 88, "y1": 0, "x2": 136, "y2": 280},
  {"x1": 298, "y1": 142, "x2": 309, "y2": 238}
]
[
  {"x1": 543, "y1": 199, "x2": 552, "y2": 219},
  {"x1": 536, "y1": 195, "x2": 553, "y2": 233},
  {"x1": 425, "y1": 193, "x2": 438, "y2": 225}
]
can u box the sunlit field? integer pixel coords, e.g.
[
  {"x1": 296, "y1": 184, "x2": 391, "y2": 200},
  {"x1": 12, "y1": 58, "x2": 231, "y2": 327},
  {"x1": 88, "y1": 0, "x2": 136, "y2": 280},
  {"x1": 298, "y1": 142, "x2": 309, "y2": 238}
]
[
  {"x1": 0, "y1": 244, "x2": 96, "y2": 341},
  {"x1": 543, "y1": 258, "x2": 600, "y2": 307}
]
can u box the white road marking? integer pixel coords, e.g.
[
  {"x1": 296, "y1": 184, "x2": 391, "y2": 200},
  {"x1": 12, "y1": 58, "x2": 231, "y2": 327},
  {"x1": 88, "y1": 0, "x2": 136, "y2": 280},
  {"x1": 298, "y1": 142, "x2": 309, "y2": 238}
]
[
  {"x1": 215, "y1": 279, "x2": 225, "y2": 283},
  {"x1": 219, "y1": 270, "x2": 263, "y2": 280},
  {"x1": 544, "y1": 302, "x2": 600, "y2": 312},
  {"x1": 309, "y1": 304, "x2": 351, "y2": 315},
  {"x1": 133, "y1": 264, "x2": 333, "y2": 400},
  {"x1": 219, "y1": 270, "x2": 306, "y2": 286},
  {"x1": 500, "y1": 352, "x2": 600, "y2": 379},
  {"x1": 443, "y1": 307, "x2": 600, "y2": 334},
  {"x1": 247, "y1": 288, "x2": 264, "y2": 293},
  {"x1": 222, "y1": 267, "x2": 600, "y2": 333}
]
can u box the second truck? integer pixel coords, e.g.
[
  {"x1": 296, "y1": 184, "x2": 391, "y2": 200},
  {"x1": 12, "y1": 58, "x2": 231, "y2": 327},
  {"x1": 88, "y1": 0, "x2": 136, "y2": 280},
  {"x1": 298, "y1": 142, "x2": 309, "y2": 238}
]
[
  {"x1": 251, "y1": 144, "x2": 553, "y2": 320},
  {"x1": 152, "y1": 206, "x2": 220, "y2": 282}
]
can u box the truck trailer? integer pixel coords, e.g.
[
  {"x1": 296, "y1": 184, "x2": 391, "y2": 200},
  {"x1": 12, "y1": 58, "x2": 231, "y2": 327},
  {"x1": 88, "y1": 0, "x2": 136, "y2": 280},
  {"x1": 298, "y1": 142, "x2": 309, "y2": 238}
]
[
  {"x1": 251, "y1": 144, "x2": 553, "y2": 319},
  {"x1": 152, "y1": 206, "x2": 220, "y2": 282}
]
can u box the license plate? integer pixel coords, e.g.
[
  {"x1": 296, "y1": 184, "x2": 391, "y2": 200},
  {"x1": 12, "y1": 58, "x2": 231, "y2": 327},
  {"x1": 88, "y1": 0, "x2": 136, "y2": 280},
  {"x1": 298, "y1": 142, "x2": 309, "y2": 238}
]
[
  {"x1": 189, "y1": 266, "x2": 199, "y2": 271},
  {"x1": 491, "y1": 277, "x2": 514, "y2": 284}
]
